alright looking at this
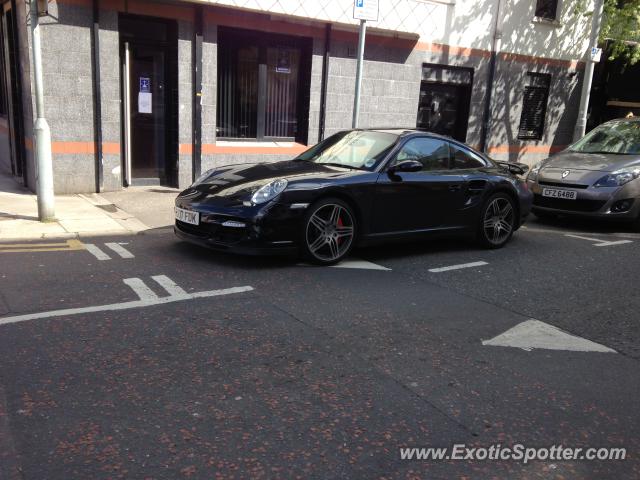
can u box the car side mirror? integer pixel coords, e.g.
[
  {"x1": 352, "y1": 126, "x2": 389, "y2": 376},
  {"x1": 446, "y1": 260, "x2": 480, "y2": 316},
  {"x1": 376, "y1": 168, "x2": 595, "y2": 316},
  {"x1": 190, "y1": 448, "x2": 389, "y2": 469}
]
[{"x1": 388, "y1": 160, "x2": 423, "y2": 174}]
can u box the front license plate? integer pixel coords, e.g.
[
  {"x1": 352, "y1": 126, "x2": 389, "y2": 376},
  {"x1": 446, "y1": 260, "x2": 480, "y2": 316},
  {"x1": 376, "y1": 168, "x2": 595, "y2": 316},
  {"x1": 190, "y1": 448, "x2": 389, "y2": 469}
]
[
  {"x1": 542, "y1": 188, "x2": 577, "y2": 200},
  {"x1": 175, "y1": 207, "x2": 200, "y2": 225}
]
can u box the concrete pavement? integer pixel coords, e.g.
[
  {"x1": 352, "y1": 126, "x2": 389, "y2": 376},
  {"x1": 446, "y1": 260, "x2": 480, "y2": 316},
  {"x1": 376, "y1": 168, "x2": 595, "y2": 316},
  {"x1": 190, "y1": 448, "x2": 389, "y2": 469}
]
[{"x1": 0, "y1": 173, "x2": 150, "y2": 240}]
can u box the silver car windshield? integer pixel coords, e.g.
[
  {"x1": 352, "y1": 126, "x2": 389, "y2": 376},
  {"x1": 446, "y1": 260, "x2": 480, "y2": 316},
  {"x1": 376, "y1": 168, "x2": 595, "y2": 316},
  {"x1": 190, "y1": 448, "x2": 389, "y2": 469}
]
[
  {"x1": 570, "y1": 121, "x2": 640, "y2": 155},
  {"x1": 295, "y1": 131, "x2": 398, "y2": 170}
]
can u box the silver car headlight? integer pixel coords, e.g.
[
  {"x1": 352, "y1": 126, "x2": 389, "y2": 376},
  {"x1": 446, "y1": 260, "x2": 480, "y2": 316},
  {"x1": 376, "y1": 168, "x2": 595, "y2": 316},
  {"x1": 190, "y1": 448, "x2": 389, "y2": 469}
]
[
  {"x1": 251, "y1": 179, "x2": 288, "y2": 205},
  {"x1": 594, "y1": 168, "x2": 640, "y2": 188},
  {"x1": 526, "y1": 161, "x2": 544, "y2": 182}
]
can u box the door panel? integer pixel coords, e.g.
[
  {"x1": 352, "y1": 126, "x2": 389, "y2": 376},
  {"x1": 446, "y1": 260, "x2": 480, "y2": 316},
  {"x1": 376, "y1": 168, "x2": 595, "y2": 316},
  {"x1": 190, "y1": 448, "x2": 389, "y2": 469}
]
[
  {"x1": 372, "y1": 137, "x2": 466, "y2": 234},
  {"x1": 128, "y1": 45, "x2": 166, "y2": 182}
]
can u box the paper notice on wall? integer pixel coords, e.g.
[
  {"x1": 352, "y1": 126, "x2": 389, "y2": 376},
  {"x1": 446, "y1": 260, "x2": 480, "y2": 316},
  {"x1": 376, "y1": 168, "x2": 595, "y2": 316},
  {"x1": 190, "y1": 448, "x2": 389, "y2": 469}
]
[{"x1": 138, "y1": 92, "x2": 152, "y2": 114}]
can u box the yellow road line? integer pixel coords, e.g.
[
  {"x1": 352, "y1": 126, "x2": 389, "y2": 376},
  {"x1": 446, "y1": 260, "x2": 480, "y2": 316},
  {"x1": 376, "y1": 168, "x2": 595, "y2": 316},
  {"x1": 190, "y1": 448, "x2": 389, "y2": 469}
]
[{"x1": 0, "y1": 239, "x2": 85, "y2": 253}]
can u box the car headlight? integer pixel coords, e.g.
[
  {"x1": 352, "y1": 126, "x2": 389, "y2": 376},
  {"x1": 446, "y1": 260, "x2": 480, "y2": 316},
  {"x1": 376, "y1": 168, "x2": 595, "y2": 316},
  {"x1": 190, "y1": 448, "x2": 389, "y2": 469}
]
[
  {"x1": 594, "y1": 169, "x2": 640, "y2": 187},
  {"x1": 191, "y1": 169, "x2": 215, "y2": 187},
  {"x1": 527, "y1": 161, "x2": 544, "y2": 182},
  {"x1": 251, "y1": 179, "x2": 288, "y2": 205}
]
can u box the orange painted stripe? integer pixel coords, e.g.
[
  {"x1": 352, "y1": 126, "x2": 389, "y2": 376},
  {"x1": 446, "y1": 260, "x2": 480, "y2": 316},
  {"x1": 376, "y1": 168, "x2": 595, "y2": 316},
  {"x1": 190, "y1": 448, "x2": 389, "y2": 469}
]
[
  {"x1": 179, "y1": 143, "x2": 193, "y2": 155},
  {"x1": 487, "y1": 144, "x2": 567, "y2": 155},
  {"x1": 415, "y1": 41, "x2": 491, "y2": 59},
  {"x1": 48, "y1": 141, "x2": 120, "y2": 155},
  {"x1": 201, "y1": 143, "x2": 308, "y2": 156},
  {"x1": 204, "y1": 9, "x2": 324, "y2": 38},
  {"x1": 126, "y1": 0, "x2": 193, "y2": 22},
  {"x1": 102, "y1": 142, "x2": 120, "y2": 154},
  {"x1": 499, "y1": 52, "x2": 583, "y2": 70},
  {"x1": 57, "y1": 0, "x2": 194, "y2": 21}
]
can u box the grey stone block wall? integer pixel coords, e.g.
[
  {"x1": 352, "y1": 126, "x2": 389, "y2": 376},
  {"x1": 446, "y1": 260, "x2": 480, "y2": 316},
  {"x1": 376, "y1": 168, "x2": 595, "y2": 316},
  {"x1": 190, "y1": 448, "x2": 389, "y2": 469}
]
[
  {"x1": 200, "y1": 20, "x2": 217, "y2": 169},
  {"x1": 99, "y1": 9, "x2": 122, "y2": 191},
  {"x1": 201, "y1": 153, "x2": 292, "y2": 172},
  {"x1": 178, "y1": 20, "x2": 194, "y2": 189},
  {"x1": 39, "y1": 0, "x2": 96, "y2": 194}
]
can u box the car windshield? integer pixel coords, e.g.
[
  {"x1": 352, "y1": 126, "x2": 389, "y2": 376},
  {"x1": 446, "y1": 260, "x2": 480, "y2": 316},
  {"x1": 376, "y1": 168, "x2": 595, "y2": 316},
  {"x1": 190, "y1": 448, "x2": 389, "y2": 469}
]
[
  {"x1": 294, "y1": 131, "x2": 398, "y2": 170},
  {"x1": 570, "y1": 121, "x2": 640, "y2": 155}
]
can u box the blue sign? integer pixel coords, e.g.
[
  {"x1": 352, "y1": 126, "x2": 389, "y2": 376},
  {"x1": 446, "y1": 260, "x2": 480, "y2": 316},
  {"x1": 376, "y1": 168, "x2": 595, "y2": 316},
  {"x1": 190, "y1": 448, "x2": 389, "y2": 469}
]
[
  {"x1": 353, "y1": 0, "x2": 378, "y2": 21},
  {"x1": 139, "y1": 77, "x2": 151, "y2": 93}
]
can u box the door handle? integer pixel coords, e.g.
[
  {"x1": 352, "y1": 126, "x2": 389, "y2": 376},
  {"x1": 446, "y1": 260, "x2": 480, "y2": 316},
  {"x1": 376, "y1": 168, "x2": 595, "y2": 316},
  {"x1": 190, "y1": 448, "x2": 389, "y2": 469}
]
[{"x1": 448, "y1": 184, "x2": 462, "y2": 192}]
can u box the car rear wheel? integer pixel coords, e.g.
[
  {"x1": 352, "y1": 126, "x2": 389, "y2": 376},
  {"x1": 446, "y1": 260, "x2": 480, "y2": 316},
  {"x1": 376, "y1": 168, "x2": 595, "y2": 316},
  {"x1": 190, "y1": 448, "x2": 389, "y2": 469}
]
[
  {"x1": 477, "y1": 193, "x2": 516, "y2": 249},
  {"x1": 302, "y1": 198, "x2": 356, "y2": 265}
]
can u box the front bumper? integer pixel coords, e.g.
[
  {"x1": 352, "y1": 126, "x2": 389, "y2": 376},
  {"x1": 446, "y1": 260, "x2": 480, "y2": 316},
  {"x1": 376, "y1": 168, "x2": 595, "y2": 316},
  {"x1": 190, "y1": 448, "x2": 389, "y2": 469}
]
[
  {"x1": 173, "y1": 201, "x2": 304, "y2": 256},
  {"x1": 528, "y1": 179, "x2": 640, "y2": 221}
]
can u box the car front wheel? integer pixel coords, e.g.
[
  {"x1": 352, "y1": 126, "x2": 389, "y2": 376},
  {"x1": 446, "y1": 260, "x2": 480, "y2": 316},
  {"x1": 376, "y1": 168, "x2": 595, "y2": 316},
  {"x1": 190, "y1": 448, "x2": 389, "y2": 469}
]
[
  {"x1": 478, "y1": 193, "x2": 516, "y2": 249},
  {"x1": 302, "y1": 198, "x2": 356, "y2": 265}
]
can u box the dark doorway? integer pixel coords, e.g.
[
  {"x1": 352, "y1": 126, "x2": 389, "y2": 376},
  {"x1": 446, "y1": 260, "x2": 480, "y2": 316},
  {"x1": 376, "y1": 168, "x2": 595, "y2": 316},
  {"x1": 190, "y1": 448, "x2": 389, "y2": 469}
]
[
  {"x1": 416, "y1": 64, "x2": 473, "y2": 143},
  {"x1": 1, "y1": 1, "x2": 26, "y2": 184},
  {"x1": 120, "y1": 15, "x2": 177, "y2": 187}
]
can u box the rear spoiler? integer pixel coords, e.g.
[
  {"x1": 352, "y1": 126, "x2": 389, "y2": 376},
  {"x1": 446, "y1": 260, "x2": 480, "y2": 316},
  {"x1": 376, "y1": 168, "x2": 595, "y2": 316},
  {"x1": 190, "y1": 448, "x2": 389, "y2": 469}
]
[{"x1": 495, "y1": 161, "x2": 529, "y2": 176}]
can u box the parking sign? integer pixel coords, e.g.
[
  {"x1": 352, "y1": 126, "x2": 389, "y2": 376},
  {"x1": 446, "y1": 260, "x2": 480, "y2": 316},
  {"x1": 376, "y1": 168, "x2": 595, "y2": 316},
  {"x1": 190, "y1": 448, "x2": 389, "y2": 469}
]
[{"x1": 353, "y1": 0, "x2": 379, "y2": 21}]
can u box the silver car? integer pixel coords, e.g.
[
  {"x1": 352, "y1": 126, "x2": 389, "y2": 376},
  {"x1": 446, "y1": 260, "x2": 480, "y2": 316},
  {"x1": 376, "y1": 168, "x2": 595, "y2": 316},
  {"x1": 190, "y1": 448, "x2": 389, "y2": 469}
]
[{"x1": 526, "y1": 117, "x2": 640, "y2": 230}]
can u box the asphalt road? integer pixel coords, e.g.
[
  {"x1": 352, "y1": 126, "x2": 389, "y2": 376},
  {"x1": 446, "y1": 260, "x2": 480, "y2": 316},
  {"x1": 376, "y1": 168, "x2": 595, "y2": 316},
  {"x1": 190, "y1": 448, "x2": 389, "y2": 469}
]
[{"x1": 0, "y1": 217, "x2": 638, "y2": 479}]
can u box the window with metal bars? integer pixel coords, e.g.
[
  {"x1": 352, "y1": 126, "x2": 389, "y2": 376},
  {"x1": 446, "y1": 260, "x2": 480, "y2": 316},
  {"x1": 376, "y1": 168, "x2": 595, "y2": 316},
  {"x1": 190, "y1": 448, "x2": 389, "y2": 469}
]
[
  {"x1": 534, "y1": 0, "x2": 559, "y2": 20},
  {"x1": 216, "y1": 27, "x2": 311, "y2": 142},
  {"x1": 517, "y1": 72, "x2": 551, "y2": 141}
]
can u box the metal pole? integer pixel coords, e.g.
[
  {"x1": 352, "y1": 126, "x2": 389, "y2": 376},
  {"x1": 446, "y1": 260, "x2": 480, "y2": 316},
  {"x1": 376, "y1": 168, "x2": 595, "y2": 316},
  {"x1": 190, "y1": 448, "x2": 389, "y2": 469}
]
[
  {"x1": 480, "y1": 0, "x2": 504, "y2": 153},
  {"x1": 573, "y1": 0, "x2": 605, "y2": 142},
  {"x1": 29, "y1": 0, "x2": 55, "y2": 221},
  {"x1": 352, "y1": 19, "x2": 366, "y2": 128}
]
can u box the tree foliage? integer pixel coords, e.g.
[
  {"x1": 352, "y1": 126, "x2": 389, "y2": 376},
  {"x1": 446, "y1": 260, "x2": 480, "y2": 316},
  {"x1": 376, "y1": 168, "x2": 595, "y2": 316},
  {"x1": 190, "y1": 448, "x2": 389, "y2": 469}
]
[{"x1": 600, "y1": 0, "x2": 640, "y2": 64}]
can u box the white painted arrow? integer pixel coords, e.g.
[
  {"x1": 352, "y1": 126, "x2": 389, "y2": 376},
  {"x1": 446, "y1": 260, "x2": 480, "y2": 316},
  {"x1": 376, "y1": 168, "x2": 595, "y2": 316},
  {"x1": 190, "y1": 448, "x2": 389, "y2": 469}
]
[
  {"x1": 565, "y1": 234, "x2": 632, "y2": 247},
  {"x1": 482, "y1": 320, "x2": 616, "y2": 353}
]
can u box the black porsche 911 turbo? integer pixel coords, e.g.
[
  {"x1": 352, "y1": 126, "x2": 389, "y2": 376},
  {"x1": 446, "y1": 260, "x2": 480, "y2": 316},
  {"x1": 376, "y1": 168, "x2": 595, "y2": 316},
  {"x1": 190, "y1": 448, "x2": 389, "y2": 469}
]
[{"x1": 175, "y1": 129, "x2": 533, "y2": 265}]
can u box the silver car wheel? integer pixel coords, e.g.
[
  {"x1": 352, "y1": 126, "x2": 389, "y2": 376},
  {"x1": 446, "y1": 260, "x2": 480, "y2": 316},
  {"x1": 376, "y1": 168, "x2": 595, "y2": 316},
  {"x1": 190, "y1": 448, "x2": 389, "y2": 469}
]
[
  {"x1": 305, "y1": 203, "x2": 355, "y2": 262},
  {"x1": 483, "y1": 197, "x2": 514, "y2": 245}
]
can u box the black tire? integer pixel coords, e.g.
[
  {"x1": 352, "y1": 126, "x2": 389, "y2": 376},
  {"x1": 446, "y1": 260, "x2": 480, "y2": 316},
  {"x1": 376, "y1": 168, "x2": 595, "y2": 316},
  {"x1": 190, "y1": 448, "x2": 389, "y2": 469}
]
[
  {"x1": 477, "y1": 193, "x2": 516, "y2": 249},
  {"x1": 301, "y1": 197, "x2": 357, "y2": 265}
]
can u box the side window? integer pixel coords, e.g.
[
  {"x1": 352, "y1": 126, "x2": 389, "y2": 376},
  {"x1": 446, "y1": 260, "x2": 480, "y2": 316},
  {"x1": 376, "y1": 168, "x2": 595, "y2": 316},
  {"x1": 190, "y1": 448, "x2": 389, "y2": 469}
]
[
  {"x1": 393, "y1": 138, "x2": 450, "y2": 171},
  {"x1": 450, "y1": 145, "x2": 486, "y2": 169}
]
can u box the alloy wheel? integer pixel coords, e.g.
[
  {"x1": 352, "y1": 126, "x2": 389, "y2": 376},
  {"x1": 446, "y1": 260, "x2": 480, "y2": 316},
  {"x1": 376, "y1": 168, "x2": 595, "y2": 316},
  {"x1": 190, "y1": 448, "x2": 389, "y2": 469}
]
[
  {"x1": 483, "y1": 197, "x2": 514, "y2": 245},
  {"x1": 305, "y1": 203, "x2": 355, "y2": 262}
]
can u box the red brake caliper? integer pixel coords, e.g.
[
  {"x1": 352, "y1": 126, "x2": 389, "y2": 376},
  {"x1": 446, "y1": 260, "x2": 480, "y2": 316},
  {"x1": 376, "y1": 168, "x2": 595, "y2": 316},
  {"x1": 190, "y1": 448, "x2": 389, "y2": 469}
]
[{"x1": 337, "y1": 216, "x2": 343, "y2": 245}]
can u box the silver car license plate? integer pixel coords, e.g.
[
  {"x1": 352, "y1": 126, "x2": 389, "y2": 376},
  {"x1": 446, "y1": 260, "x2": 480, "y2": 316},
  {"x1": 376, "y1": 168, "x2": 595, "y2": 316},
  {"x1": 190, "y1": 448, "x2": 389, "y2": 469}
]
[
  {"x1": 542, "y1": 188, "x2": 577, "y2": 200},
  {"x1": 175, "y1": 207, "x2": 200, "y2": 225}
]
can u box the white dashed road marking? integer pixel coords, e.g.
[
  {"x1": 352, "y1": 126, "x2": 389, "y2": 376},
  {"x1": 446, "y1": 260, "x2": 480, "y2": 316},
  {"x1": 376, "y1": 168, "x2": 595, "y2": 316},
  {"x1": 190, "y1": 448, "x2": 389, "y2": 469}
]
[
  {"x1": 152, "y1": 274, "x2": 188, "y2": 297},
  {"x1": 123, "y1": 277, "x2": 159, "y2": 301},
  {"x1": 428, "y1": 261, "x2": 488, "y2": 273},
  {"x1": 0, "y1": 276, "x2": 253, "y2": 326},
  {"x1": 482, "y1": 319, "x2": 616, "y2": 353},
  {"x1": 84, "y1": 243, "x2": 111, "y2": 261},
  {"x1": 565, "y1": 234, "x2": 633, "y2": 247},
  {"x1": 105, "y1": 242, "x2": 135, "y2": 258}
]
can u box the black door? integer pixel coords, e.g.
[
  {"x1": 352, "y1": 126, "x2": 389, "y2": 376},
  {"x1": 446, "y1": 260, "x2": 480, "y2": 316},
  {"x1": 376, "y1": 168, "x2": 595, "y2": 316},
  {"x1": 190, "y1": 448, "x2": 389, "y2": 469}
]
[
  {"x1": 1, "y1": 3, "x2": 25, "y2": 184},
  {"x1": 417, "y1": 82, "x2": 471, "y2": 142},
  {"x1": 372, "y1": 137, "x2": 466, "y2": 235},
  {"x1": 120, "y1": 15, "x2": 177, "y2": 187}
]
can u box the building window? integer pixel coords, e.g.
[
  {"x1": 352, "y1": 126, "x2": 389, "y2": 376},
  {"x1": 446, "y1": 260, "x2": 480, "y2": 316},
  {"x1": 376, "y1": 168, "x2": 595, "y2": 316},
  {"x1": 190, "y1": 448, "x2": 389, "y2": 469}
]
[
  {"x1": 416, "y1": 64, "x2": 474, "y2": 142},
  {"x1": 518, "y1": 72, "x2": 551, "y2": 141},
  {"x1": 216, "y1": 27, "x2": 312, "y2": 142},
  {"x1": 534, "y1": 0, "x2": 559, "y2": 20}
]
